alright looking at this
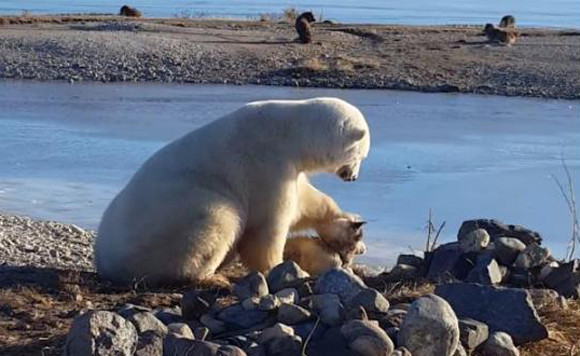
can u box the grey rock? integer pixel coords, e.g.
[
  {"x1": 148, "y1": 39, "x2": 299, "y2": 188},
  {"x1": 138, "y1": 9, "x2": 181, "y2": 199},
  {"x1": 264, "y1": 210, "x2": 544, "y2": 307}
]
[
  {"x1": 167, "y1": 322, "x2": 194, "y2": 339},
  {"x1": 426, "y1": 242, "x2": 464, "y2": 282},
  {"x1": 543, "y1": 260, "x2": 580, "y2": 298},
  {"x1": 379, "y1": 309, "x2": 407, "y2": 329},
  {"x1": 465, "y1": 258, "x2": 502, "y2": 285},
  {"x1": 259, "y1": 323, "x2": 302, "y2": 356},
  {"x1": 193, "y1": 326, "x2": 210, "y2": 341},
  {"x1": 234, "y1": 271, "x2": 269, "y2": 300},
  {"x1": 182, "y1": 289, "x2": 216, "y2": 320},
  {"x1": 457, "y1": 219, "x2": 542, "y2": 246},
  {"x1": 242, "y1": 297, "x2": 260, "y2": 310},
  {"x1": 538, "y1": 261, "x2": 559, "y2": 281},
  {"x1": 514, "y1": 244, "x2": 550, "y2": 269},
  {"x1": 163, "y1": 333, "x2": 246, "y2": 356},
  {"x1": 311, "y1": 294, "x2": 344, "y2": 326},
  {"x1": 435, "y1": 283, "x2": 548, "y2": 345},
  {"x1": 306, "y1": 326, "x2": 350, "y2": 356},
  {"x1": 154, "y1": 306, "x2": 183, "y2": 325},
  {"x1": 278, "y1": 303, "x2": 312, "y2": 325},
  {"x1": 135, "y1": 330, "x2": 164, "y2": 356},
  {"x1": 275, "y1": 288, "x2": 299, "y2": 304},
  {"x1": 458, "y1": 318, "x2": 489, "y2": 352},
  {"x1": 218, "y1": 304, "x2": 268, "y2": 329},
  {"x1": 128, "y1": 312, "x2": 168, "y2": 336},
  {"x1": 385, "y1": 264, "x2": 419, "y2": 282},
  {"x1": 292, "y1": 320, "x2": 328, "y2": 342},
  {"x1": 479, "y1": 331, "x2": 520, "y2": 356},
  {"x1": 527, "y1": 289, "x2": 560, "y2": 307},
  {"x1": 315, "y1": 268, "x2": 366, "y2": 303},
  {"x1": 459, "y1": 228, "x2": 490, "y2": 253},
  {"x1": 258, "y1": 294, "x2": 281, "y2": 311},
  {"x1": 341, "y1": 319, "x2": 394, "y2": 356},
  {"x1": 494, "y1": 237, "x2": 526, "y2": 266},
  {"x1": 200, "y1": 313, "x2": 227, "y2": 334},
  {"x1": 267, "y1": 261, "x2": 309, "y2": 293},
  {"x1": 398, "y1": 294, "x2": 460, "y2": 356},
  {"x1": 346, "y1": 305, "x2": 369, "y2": 321},
  {"x1": 64, "y1": 310, "x2": 138, "y2": 356},
  {"x1": 347, "y1": 288, "x2": 389, "y2": 314}
]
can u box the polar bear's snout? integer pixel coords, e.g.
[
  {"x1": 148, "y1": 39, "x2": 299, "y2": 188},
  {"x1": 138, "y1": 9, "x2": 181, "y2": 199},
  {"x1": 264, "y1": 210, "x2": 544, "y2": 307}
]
[{"x1": 336, "y1": 161, "x2": 362, "y2": 181}]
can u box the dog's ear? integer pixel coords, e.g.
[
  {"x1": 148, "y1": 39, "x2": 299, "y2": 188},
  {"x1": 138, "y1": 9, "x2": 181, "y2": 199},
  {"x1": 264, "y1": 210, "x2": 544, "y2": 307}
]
[{"x1": 350, "y1": 221, "x2": 366, "y2": 230}]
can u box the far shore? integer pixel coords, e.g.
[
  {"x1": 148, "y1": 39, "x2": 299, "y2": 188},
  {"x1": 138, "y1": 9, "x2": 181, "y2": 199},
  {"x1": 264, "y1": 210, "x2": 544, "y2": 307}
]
[{"x1": 0, "y1": 14, "x2": 579, "y2": 99}]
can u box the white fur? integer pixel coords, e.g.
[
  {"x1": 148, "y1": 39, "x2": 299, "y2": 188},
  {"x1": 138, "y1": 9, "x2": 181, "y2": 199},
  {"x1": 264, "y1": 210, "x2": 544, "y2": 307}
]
[{"x1": 95, "y1": 97, "x2": 370, "y2": 284}]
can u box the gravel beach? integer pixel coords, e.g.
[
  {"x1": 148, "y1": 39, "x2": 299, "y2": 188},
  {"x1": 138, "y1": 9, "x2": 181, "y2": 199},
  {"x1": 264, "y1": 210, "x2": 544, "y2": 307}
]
[{"x1": 0, "y1": 15, "x2": 579, "y2": 99}]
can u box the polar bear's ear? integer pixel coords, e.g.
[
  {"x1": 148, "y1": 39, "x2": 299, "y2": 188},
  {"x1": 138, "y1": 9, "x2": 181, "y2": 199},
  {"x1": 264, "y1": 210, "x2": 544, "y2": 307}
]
[{"x1": 347, "y1": 128, "x2": 366, "y2": 142}]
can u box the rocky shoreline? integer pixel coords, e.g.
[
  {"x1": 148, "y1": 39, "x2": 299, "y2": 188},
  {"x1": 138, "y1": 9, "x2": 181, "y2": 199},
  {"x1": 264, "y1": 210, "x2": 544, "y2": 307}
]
[
  {"x1": 1, "y1": 212, "x2": 579, "y2": 355},
  {"x1": 0, "y1": 15, "x2": 579, "y2": 99}
]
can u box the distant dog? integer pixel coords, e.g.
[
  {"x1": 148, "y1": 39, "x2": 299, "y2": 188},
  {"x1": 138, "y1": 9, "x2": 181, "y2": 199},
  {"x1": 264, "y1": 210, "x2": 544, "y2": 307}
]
[
  {"x1": 284, "y1": 217, "x2": 366, "y2": 275},
  {"x1": 483, "y1": 23, "x2": 517, "y2": 45},
  {"x1": 295, "y1": 12, "x2": 316, "y2": 44},
  {"x1": 499, "y1": 15, "x2": 516, "y2": 28},
  {"x1": 119, "y1": 5, "x2": 142, "y2": 17}
]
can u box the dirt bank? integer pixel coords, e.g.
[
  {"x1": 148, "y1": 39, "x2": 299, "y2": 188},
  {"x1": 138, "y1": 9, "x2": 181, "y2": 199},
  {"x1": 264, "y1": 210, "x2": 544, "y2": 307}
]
[{"x1": 0, "y1": 15, "x2": 578, "y2": 99}]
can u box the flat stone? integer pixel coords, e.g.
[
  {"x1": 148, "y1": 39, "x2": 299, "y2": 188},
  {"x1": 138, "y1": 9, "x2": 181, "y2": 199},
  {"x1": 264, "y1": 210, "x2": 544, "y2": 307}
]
[
  {"x1": 258, "y1": 294, "x2": 281, "y2": 311},
  {"x1": 398, "y1": 294, "x2": 460, "y2": 356},
  {"x1": 457, "y1": 219, "x2": 542, "y2": 246},
  {"x1": 135, "y1": 330, "x2": 163, "y2": 356},
  {"x1": 311, "y1": 294, "x2": 344, "y2": 326},
  {"x1": 234, "y1": 271, "x2": 269, "y2": 300},
  {"x1": 465, "y1": 258, "x2": 502, "y2": 285},
  {"x1": 479, "y1": 331, "x2": 520, "y2": 356},
  {"x1": 494, "y1": 237, "x2": 527, "y2": 266},
  {"x1": 315, "y1": 268, "x2": 366, "y2": 303},
  {"x1": 347, "y1": 288, "x2": 389, "y2": 314},
  {"x1": 341, "y1": 319, "x2": 394, "y2": 356},
  {"x1": 458, "y1": 318, "x2": 489, "y2": 352},
  {"x1": 217, "y1": 303, "x2": 268, "y2": 330},
  {"x1": 514, "y1": 244, "x2": 550, "y2": 269},
  {"x1": 435, "y1": 283, "x2": 548, "y2": 345},
  {"x1": 267, "y1": 261, "x2": 309, "y2": 293},
  {"x1": 64, "y1": 310, "x2": 138, "y2": 356},
  {"x1": 459, "y1": 228, "x2": 490, "y2": 253},
  {"x1": 277, "y1": 303, "x2": 312, "y2": 325},
  {"x1": 128, "y1": 312, "x2": 168, "y2": 336}
]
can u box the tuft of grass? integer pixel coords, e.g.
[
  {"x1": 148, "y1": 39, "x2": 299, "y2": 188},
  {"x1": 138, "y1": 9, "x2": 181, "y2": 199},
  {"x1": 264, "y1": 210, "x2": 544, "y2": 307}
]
[{"x1": 258, "y1": 7, "x2": 299, "y2": 23}]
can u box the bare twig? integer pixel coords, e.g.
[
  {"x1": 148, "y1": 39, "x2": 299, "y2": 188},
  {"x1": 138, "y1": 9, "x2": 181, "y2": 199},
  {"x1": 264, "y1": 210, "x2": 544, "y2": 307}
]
[
  {"x1": 426, "y1": 209, "x2": 433, "y2": 252},
  {"x1": 302, "y1": 316, "x2": 321, "y2": 356},
  {"x1": 431, "y1": 221, "x2": 447, "y2": 252},
  {"x1": 551, "y1": 158, "x2": 579, "y2": 261}
]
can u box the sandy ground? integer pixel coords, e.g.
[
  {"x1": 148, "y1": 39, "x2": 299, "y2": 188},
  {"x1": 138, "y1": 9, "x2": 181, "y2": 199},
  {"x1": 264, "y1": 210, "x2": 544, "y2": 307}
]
[{"x1": 0, "y1": 15, "x2": 579, "y2": 99}]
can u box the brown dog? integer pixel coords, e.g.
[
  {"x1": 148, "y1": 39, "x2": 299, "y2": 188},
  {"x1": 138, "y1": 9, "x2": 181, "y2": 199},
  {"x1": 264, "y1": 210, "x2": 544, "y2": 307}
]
[
  {"x1": 284, "y1": 217, "x2": 366, "y2": 275},
  {"x1": 119, "y1": 5, "x2": 142, "y2": 17},
  {"x1": 295, "y1": 12, "x2": 316, "y2": 44},
  {"x1": 483, "y1": 23, "x2": 517, "y2": 45}
]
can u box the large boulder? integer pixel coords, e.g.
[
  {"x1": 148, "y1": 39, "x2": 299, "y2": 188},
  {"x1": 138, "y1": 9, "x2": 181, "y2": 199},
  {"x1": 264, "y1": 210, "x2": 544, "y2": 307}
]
[
  {"x1": 457, "y1": 219, "x2": 542, "y2": 246},
  {"x1": 435, "y1": 283, "x2": 548, "y2": 345},
  {"x1": 459, "y1": 228, "x2": 490, "y2": 253},
  {"x1": 543, "y1": 259, "x2": 580, "y2": 298},
  {"x1": 397, "y1": 294, "x2": 460, "y2": 356},
  {"x1": 341, "y1": 319, "x2": 394, "y2": 356},
  {"x1": 514, "y1": 244, "x2": 550, "y2": 269},
  {"x1": 426, "y1": 243, "x2": 466, "y2": 282},
  {"x1": 315, "y1": 268, "x2": 366, "y2": 303},
  {"x1": 64, "y1": 310, "x2": 138, "y2": 356}
]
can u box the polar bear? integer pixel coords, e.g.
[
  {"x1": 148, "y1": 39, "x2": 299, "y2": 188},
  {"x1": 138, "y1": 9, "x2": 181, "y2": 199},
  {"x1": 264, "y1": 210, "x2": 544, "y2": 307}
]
[{"x1": 95, "y1": 97, "x2": 370, "y2": 285}]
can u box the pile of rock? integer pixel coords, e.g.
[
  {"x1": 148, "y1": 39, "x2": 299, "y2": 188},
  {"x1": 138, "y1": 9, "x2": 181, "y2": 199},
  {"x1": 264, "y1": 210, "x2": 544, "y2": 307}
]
[
  {"x1": 63, "y1": 259, "x2": 548, "y2": 356},
  {"x1": 381, "y1": 219, "x2": 579, "y2": 299}
]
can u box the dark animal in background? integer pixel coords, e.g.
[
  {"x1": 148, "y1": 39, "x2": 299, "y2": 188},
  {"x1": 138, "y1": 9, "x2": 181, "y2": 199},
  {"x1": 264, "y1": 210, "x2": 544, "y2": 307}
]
[
  {"x1": 119, "y1": 5, "x2": 142, "y2": 17},
  {"x1": 483, "y1": 23, "x2": 517, "y2": 45},
  {"x1": 295, "y1": 11, "x2": 316, "y2": 44},
  {"x1": 499, "y1": 15, "x2": 516, "y2": 28}
]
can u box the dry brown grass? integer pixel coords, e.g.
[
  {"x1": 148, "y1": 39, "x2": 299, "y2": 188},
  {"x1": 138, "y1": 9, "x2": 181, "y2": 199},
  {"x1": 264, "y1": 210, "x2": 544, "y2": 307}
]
[{"x1": 520, "y1": 298, "x2": 580, "y2": 356}]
